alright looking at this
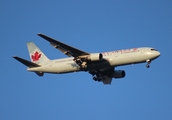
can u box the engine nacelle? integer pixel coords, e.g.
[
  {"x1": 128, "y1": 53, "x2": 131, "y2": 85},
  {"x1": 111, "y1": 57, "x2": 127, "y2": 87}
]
[
  {"x1": 112, "y1": 70, "x2": 126, "y2": 78},
  {"x1": 86, "y1": 53, "x2": 103, "y2": 61}
]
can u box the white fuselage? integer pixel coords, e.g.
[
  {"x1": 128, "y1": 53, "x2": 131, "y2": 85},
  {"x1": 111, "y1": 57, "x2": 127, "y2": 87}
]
[{"x1": 28, "y1": 47, "x2": 160, "y2": 73}]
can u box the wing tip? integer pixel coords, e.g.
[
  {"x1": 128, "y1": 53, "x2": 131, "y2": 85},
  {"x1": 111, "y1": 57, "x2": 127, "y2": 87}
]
[
  {"x1": 37, "y1": 33, "x2": 43, "y2": 36},
  {"x1": 13, "y1": 56, "x2": 18, "y2": 58}
]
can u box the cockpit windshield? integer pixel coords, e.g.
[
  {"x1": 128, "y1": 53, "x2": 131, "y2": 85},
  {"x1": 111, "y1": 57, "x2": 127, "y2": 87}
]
[{"x1": 151, "y1": 49, "x2": 158, "y2": 51}]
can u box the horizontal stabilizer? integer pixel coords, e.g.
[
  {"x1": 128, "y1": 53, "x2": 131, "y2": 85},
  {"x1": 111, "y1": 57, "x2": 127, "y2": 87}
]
[{"x1": 13, "y1": 56, "x2": 40, "y2": 68}]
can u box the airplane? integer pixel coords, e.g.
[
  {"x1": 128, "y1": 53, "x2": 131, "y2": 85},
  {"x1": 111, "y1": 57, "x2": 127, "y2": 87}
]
[{"x1": 13, "y1": 33, "x2": 161, "y2": 84}]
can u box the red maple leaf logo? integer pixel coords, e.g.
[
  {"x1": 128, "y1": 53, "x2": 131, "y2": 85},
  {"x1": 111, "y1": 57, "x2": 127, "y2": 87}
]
[{"x1": 31, "y1": 51, "x2": 41, "y2": 61}]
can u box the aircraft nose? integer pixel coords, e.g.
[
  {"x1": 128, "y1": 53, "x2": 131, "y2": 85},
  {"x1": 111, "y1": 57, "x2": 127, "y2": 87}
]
[
  {"x1": 156, "y1": 51, "x2": 161, "y2": 57},
  {"x1": 157, "y1": 51, "x2": 161, "y2": 56}
]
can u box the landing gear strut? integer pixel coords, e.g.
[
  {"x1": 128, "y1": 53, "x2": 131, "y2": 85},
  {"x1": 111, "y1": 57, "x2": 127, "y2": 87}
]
[{"x1": 146, "y1": 60, "x2": 151, "y2": 68}]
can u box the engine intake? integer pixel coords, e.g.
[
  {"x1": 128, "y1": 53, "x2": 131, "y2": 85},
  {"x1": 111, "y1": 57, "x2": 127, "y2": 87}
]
[{"x1": 112, "y1": 70, "x2": 126, "y2": 78}]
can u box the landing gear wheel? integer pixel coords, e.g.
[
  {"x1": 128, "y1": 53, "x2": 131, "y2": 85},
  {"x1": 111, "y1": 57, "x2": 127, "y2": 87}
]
[
  {"x1": 93, "y1": 77, "x2": 97, "y2": 81},
  {"x1": 93, "y1": 76, "x2": 102, "y2": 82},
  {"x1": 146, "y1": 64, "x2": 150, "y2": 68},
  {"x1": 98, "y1": 79, "x2": 101, "y2": 82}
]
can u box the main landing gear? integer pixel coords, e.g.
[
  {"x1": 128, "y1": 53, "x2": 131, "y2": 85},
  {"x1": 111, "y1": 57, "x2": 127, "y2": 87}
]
[
  {"x1": 146, "y1": 60, "x2": 151, "y2": 68},
  {"x1": 89, "y1": 71, "x2": 102, "y2": 82},
  {"x1": 93, "y1": 76, "x2": 101, "y2": 82}
]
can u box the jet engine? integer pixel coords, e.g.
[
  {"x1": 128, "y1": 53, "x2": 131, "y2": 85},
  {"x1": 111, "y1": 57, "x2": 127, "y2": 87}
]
[
  {"x1": 112, "y1": 70, "x2": 126, "y2": 78},
  {"x1": 88, "y1": 53, "x2": 103, "y2": 61},
  {"x1": 80, "y1": 53, "x2": 103, "y2": 61}
]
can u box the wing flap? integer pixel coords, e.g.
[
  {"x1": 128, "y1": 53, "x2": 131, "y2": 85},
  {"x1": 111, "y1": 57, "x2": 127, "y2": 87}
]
[
  {"x1": 50, "y1": 42, "x2": 73, "y2": 57},
  {"x1": 102, "y1": 76, "x2": 112, "y2": 84}
]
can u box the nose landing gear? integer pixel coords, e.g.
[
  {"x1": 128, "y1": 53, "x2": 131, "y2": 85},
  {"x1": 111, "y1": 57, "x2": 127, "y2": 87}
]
[
  {"x1": 146, "y1": 64, "x2": 150, "y2": 68},
  {"x1": 146, "y1": 60, "x2": 151, "y2": 68}
]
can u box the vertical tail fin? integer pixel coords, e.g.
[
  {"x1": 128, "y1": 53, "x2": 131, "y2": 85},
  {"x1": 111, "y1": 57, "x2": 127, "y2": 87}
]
[{"x1": 27, "y1": 42, "x2": 50, "y2": 64}]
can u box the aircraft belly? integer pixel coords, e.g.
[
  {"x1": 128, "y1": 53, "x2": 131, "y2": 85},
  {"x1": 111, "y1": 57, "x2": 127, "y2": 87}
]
[
  {"x1": 27, "y1": 62, "x2": 80, "y2": 74},
  {"x1": 57, "y1": 63, "x2": 80, "y2": 73}
]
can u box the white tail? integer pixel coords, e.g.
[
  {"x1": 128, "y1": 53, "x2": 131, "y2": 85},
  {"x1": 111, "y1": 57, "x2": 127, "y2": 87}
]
[{"x1": 27, "y1": 42, "x2": 50, "y2": 64}]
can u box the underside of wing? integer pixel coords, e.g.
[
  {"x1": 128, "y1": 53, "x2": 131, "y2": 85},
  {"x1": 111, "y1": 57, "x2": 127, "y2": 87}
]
[
  {"x1": 89, "y1": 67, "x2": 114, "y2": 84},
  {"x1": 37, "y1": 33, "x2": 89, "y2": 57},
  {"x1": 89, "y1": 67, "x2": 126, "y2": 85}
]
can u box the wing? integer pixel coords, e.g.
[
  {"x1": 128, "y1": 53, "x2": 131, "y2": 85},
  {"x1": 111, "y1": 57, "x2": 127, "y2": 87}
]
[{"x1": 37, "y1": 33, "x2": 89, "y2": 57}]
